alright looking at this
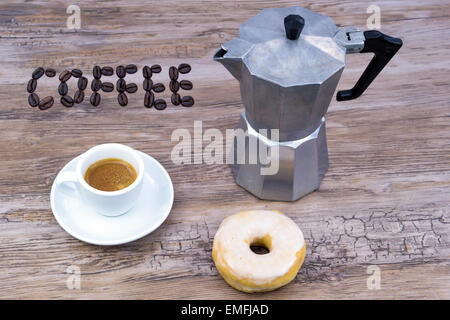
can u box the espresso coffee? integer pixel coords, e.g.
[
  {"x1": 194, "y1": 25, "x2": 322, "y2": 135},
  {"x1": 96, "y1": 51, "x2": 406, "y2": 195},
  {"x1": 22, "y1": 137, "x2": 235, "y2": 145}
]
[{"x1": 84, "y1": 158, "x2": 137, "y2": 192}]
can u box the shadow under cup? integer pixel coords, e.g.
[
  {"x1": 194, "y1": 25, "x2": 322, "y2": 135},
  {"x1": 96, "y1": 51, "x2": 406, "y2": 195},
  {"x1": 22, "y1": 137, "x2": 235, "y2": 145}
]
[{"x1": 76, "y1": 144, "x2": 144, "y2": 217}]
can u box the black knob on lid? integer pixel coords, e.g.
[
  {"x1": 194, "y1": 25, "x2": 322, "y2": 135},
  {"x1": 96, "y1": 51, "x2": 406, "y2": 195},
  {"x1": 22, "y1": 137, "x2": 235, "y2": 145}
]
[{"x1": 284, "y1": 14, "x2": 305, "y2": 40}]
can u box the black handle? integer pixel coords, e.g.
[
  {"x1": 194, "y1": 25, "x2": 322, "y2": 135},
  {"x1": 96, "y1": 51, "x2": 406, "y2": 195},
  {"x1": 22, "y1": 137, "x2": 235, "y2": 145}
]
[
  {"x1": 336, "y1": 30, "x2": 403, "y2": 101},
  {"x1": 284, "y1": 15, "x2": 305, "y2": 40}
]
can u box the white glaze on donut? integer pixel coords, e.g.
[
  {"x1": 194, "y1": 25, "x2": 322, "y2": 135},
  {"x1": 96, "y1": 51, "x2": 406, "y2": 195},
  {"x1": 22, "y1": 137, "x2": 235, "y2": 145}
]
[{"x1": 213, "y1": 210, "x2": 305, "y2": 291}]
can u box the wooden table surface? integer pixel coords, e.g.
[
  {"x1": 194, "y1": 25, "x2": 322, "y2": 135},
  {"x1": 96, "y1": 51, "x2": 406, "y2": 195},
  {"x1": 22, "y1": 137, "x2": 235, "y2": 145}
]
[{"x1": 0, "y1": 0, "x2": 449, "y2": 300}]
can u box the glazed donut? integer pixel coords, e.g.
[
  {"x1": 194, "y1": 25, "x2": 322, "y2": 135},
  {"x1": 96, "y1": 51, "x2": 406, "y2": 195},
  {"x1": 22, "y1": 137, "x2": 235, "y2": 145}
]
[{"x1": 212, "y1": 210, "x2": 306, "y2": 293}]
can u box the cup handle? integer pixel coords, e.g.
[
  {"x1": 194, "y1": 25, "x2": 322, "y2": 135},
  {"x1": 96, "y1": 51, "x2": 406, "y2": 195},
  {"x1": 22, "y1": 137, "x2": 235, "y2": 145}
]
[{"x1": 55, "y1": 171, "x2": 79, "y2": 196}]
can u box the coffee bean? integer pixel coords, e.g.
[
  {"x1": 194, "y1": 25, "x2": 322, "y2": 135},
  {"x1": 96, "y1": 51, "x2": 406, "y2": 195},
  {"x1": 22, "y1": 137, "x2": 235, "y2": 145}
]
[
  {"x1": 144, "y1": 91, "x2": 155, "y2": 108},
  {"x1": 181, "y1": 96, "x2": 195, "y2": 107},
  {"x1": 171, "y1": 93, "x2": 181, "y2": 106},
  {"x1": 153, "y1": 83, "x2": 165, "y2": 93},
  {"x1": 71, "y1": 69, "x2": 83, "y2": 78},
  {"x1": 143, "y1": 78, "x2": 153, "y2": 92},
  {"x1": 180, "y1": 80, "x2": 193, "y2": 90},
  {"x1": 126, "y1": 64, "x2": 137, "y2": 74},
  {"x1": 116, "y1": 78, "x2": 126, "y2": 93},
  {"x1": 58, "y1": 82, "x2": 68, "y2": 96},
  {"x1": 154, "y1": 99, "x2": 167, "y2": 110},
  {"x1": 78, "y1": 76, "x2": 88, "y2": 90},
  {"x1": 126, "y1": 83, "x2": 138, "y2": 94},
  {"x1": 93, "y1": 65, "x2": 102, "y2": 79},
  {"x1": 101, "y1": 66, "x2": 114, "y2": 76},
  {"x1": 169, "y1": 80, "x2": 180, "y2": 93},
  {"x1": 90, "y1": 92, "x2": 101, "y2": 106},
  {"x1": 142, "y1": 66, "x2": 152, "y2": 79},
  {"x1": 74, "y1": 90, "x2": 85, "y2": 104},
  {"x1": 61, "y1": 95, "x2": 74, "y2": 108},
  {"x1": 32, "y1": 67, "x2": 44, "y2": 80},
  {"x1": 118, "y1": 93, "x2": 128, "y2": 107},
  {"x1": 150, "y1": 64, "x2": 162, "y2": 73},
  {"x1": 91, "y1": 79, "x2": 102, "y2": 92},
  {"x1": 28, "y1": 93, "x2": 40, "y2": 107},
  {"x1": 27, "y1": 79, "x2": 37, "y2": 93},
  {"x1": 59, "y1": 70, "x2": 72, "y2": 82},
  {"x1": 38, "y1": 96, "x2": 54, "y2": 110},
  {"x1": 101, "y1": 82, "x2": 114, "y2": 92},
  {"x1": 45, "y1": 68, "x2": 56, "y2": 78},
  {"x1": 178, "y1": 63, "x2": 191, "y2": 74},
  {"x1": 116, "y1": 65, "x2": 126, "y2": 78},
  {"x1": 169, "y1": 66, "x2": 179, "y2": 81}
]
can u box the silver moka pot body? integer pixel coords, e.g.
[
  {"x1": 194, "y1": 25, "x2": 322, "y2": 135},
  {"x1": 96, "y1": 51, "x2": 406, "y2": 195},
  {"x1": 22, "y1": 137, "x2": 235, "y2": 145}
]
[{"x1": 214, "y1": 6, "x2": 402, "y2": 201}]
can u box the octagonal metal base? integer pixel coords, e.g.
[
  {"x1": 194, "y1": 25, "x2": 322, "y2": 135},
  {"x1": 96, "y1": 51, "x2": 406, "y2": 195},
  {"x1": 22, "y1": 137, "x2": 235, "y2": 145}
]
[{"x1": 230, "y1": 112, "x2": 329, "y2": 201}]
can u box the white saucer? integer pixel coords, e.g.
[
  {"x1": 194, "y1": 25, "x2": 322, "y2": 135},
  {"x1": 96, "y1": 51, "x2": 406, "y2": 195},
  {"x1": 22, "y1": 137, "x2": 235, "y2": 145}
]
[{"x1": 50, "y1": 151, "x2": 174, "y2": 246}]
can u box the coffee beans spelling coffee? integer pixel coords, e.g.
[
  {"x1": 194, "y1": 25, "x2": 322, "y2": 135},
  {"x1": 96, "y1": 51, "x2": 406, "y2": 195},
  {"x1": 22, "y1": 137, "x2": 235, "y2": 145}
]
[
  {"x1": 126, "y1": 64, "x2": 137, "y2": 74},
  {"x1": 28, "y1": 93, "x2": 40, "y2": 107},
  {"x1": 118, "y1": 93, "x2": 128, "y2": 107},
  {"x1": 74, "y1": 90, "x2": 85, "y2": 104},
  {"x1": 180, "y1": 80, "x2": 193, "y2": 90},
  {"x1": 27, "y1": 64, "x2": 194, "y2": 110},
  {"x1": 153, "y1": 83, "x2": 165, "y2": 93},
  {"x1": 154, "y1": 99, "x2": 167, "y2": 110},
  {"x1": 151, "y1": 64, "x2": 162, "y2": 74},
  {"x1": 93, "y1": 65, "x2": 102, "y2": 79},
  {"x1": 90, "y1": 92, "x2": 101, "y2": 106},
  {"x1": 27, "y1": 79, "x2": 37, "y2": 93},
  {"x1": 178, "y1": 63, "x2": 191, "y2": 74},
  {"x1": 181, "y1": 96, "x2": 195, "y2": 107},
  {"x1": 61, "y1": 95, "x2": 74, "y2": 108},
  {"x1": 144, "y1": 91, "x2": 155, "y2": 108},
  {"x1": 169, "y1": 66, "x2": 179, "y2": 81},
  {"x1": 32, "y1": 67, "x2": 44, "y2": 80},
  {"x1": 101, "y1": 82, "x2": 114, "y2": 92},
  {"x1": 116, "y1": 79, "x2": 126, "y2": 93},
  {"x1": 71, "y1": 69, "x2": 83, "y2": 78},
  {"x1": 58, "y1": 82, "x2": 68, "y2": 96},
  {"x1": 45, "y1": 68, "x2": 56, "y2": 78},
  {"x1": 116, "y1": 65, "x2": 126, "y2": 78},
  {"x1": 142, "y1": 66, "x2": 152, "y2": 79},
  {"x1": 143, "y1": 78, "x2": 153, "y2": 92},
  {"x1": 91, "y1": 79, "x2": 102, "y2": 92},
  {"x1": 169, "y1": 80, "x2": 180, "y2": 93},
  {"x1": 126, "y1": 83, "x2": 138, "y2": 94},
  {"x1": 171, "y1": 93, "x2": 181, "y2": 106},
  {"x1": 78, "y1": 76, "x2": 88, "y2": 90},
  {"x1": 39, "y1": 96, "x2": 54, "y2": 110},
  {"x1": 101, "y1": 66, "x2": 114, "y2": 76},
  {"x1": 59, "y1": 70, "x2": 72, "y2": 82}
]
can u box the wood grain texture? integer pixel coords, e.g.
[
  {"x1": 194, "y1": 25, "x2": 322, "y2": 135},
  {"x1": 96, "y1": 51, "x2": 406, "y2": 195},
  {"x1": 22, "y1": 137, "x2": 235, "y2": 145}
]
[{"x1": 0, "y1": 0, "x2": 449, "y2": 299}]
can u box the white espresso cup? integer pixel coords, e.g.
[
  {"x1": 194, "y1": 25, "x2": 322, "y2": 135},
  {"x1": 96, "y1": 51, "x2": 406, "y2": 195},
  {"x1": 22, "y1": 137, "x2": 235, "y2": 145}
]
[{"x1": 56, "y1": 143, "x2": 145, "y2": 217}]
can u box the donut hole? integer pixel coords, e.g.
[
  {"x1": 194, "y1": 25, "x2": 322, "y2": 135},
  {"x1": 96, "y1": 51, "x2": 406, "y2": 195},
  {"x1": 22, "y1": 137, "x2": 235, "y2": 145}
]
[
  {"x1": 249, "y1": 235, "x2": 272, "y2": 255},
  {"x1": 250, "y1": 244, "x2": 270, "y2": 255}
]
